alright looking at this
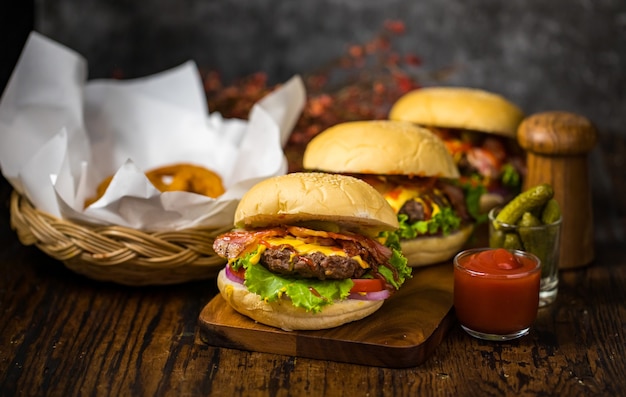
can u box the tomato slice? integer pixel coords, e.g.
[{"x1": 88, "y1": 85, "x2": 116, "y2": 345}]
[
  {"x1": 229, "y1": 264, "x2": 246, "y2": 279},
  {"x1": 350, "y1": 278, "x2": 385, "y2": 293}
]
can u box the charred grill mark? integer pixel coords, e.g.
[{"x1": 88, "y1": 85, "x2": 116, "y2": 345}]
[{"x1": 260, "y1": 248, "x2": 365, "y2": 280}]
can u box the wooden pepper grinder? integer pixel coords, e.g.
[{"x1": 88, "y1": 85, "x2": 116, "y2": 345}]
[{"x1": 517, "y1": 111, "x2": 597, "y2": 269}]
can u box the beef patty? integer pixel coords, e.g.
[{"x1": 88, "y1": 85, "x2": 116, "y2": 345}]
[{"x1": 261, "y1": 246, "x2": 368, "y2": 280}]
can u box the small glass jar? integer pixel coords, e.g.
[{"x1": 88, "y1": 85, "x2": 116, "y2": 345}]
[
  {"x1": 488, "y1": 207, "x2": 562, "y2": 307},
  {"x1": 454, "y1": 248, "x2": 541, "y2": 341}
]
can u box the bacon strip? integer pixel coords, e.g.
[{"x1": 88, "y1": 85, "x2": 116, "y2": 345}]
[
  {"x1": 213, "y1": 225, "x2": 401, "y2": 288},
  {"x1": 286, "y1": 226, "x2": 392, "y2": 264},
  {"x1": 212, "y1": 228, "x2": 287, "y2": 259},
  {"x1": 213, "y1": 225, "x2": 392, "y2": 265}
]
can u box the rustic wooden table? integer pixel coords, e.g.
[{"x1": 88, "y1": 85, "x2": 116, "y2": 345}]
[{"x1": 1, "y1": 131, "x2": 624, "y2": 396}]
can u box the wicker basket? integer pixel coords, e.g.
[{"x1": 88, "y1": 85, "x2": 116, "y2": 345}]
[{"x1": 9, "y1": 191, "x2": 230, "y2": 286}]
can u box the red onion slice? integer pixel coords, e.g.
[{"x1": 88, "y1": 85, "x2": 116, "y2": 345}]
[
  {"x1": 348, "y1": 289, "x2": 391, "y2": 301},
  {"x1": 225, "y1": 264, "x2": 245, "y2": 284}
]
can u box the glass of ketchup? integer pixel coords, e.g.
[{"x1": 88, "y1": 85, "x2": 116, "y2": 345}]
[{"x1": 454, "y1": 248, "x2": 541, "y2": 341}]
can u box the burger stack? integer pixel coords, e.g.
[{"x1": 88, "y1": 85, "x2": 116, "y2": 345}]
[
  {"x1": 212, "y1": 86, "x2": 525, "y2": 331},
  {"x1": 303, "y1": 120, "x2": 475, "y2": 267},
  {"x1": 389, "y1": 86, "x2": 526, "y2": 214},
  {"x1": 213, "y1": 172, "x2": 411, "y2": 331}
]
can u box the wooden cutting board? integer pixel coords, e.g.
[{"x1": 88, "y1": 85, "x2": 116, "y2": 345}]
[{"x1": 197, "y1": 262, "x2": 455, "y2": 368}]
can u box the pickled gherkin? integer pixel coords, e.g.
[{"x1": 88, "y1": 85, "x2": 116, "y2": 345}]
[
  {"x1": 503, "y1": 232, "x2": 523, "y2": 250},
  {"x1": 493, "y1": 183, "x2": 553, "y2": 229},
  {"x1": 489, "y1": 185, "x2": 561, "y2": 257},
  {"x1": 541, "y1": 198, "x2": 562, "y2": 225},
  {"x1": 517, "y1": 211, "x2": 542, "y2": 253},
  {"x1": 489, "y1": 228, "x2": 505, "y2": 248}
]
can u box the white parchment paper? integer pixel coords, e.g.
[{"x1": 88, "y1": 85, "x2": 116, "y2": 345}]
[{"x1": 0, "y1": 32, "x2": 306, "y2": 231}]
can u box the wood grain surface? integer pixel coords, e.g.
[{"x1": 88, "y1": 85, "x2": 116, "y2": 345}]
[{"x1": 198, "y1": 263, "x2": 454, "y2": 368}]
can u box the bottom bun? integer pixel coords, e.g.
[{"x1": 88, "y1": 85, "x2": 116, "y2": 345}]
[
  {"x1": 217, "y1": 269, "x2": 384, "y2": 331},
  {"x1": 401, "y1": 224, "x2": 474, "y2": 267}
]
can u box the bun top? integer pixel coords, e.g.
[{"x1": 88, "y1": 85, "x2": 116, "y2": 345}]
[
  {"x1": 234, "y1": 172, "x2": 399, "y2": 236},
  {"x1": 303, "y1": 120, "x2": 459, "y2": 178},
  {"x1": 389, "y1": 87, "x2": 524, "y2": 138}
]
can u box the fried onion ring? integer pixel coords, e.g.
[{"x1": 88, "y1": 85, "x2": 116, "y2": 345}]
[
  {"x1": 84, "y1": 163, "x2": 225, "y2": 208},
  {"x1": 146, "y1": 164, "x2": 225, "y2": 198}
]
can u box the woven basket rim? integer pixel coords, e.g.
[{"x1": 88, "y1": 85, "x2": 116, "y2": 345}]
[{"x1": 9, "y1": 190, "x2": 229, "y2": 285}]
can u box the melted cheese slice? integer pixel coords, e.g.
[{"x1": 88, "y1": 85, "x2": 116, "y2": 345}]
[
  {"x1": 262, "y1": 236, "x2": 369, "y2": 269},
  {"x1": 264, "y1": 237, "x2": 346, "y2": 256},
  {"x1": 383, "y1": 186, "x2": 441, "y2": 217}
]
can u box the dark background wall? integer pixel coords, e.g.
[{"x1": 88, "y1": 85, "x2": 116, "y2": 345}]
[{"x1": 2, "y1": 0, "x2": 625, "y2": 138}]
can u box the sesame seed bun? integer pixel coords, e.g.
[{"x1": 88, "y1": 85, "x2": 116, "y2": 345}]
[{"x1": 235, "y1": 172, "x2": 399, "y2": 238}]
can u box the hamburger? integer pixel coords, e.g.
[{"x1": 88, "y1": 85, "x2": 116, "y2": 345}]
[
  {"x1": 213, "y1": 172, "x2": 411, "y2": 331},
  {"x1": 302, "y1": 120, "x2": 475, "y2": 267},
  {"x1": 389, "y1": 86, "x2": 526, "y2": 216}
]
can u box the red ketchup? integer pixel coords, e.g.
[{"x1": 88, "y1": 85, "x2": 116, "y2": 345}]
[{"x1": 454, "y1": 248, "x2": 541, "y2": 340}]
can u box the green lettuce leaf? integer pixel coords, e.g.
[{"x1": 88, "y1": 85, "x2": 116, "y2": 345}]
[
  {"x1": 377, "y1": 248, "x2": 411, "y2": 289},
  {"x1": 231, "y1": 245, "x2": 410, "y2": 313},
  {"x1": 394, "y1": 206, "x2": 462, "y2": 240},
  {"x1": 501, "y1": 163, "x2": 521, "y2": 189},
  {"x1": 232, "y1": 249, "x2": 353, "y2": 313},
  {"x1": 245, "y1": 263, "x2": 353, "y2": 313}
]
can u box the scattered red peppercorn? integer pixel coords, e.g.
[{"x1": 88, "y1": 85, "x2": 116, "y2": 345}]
[{"x1": 202, "y1": 19, "x2": 426, "y2": 171}]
